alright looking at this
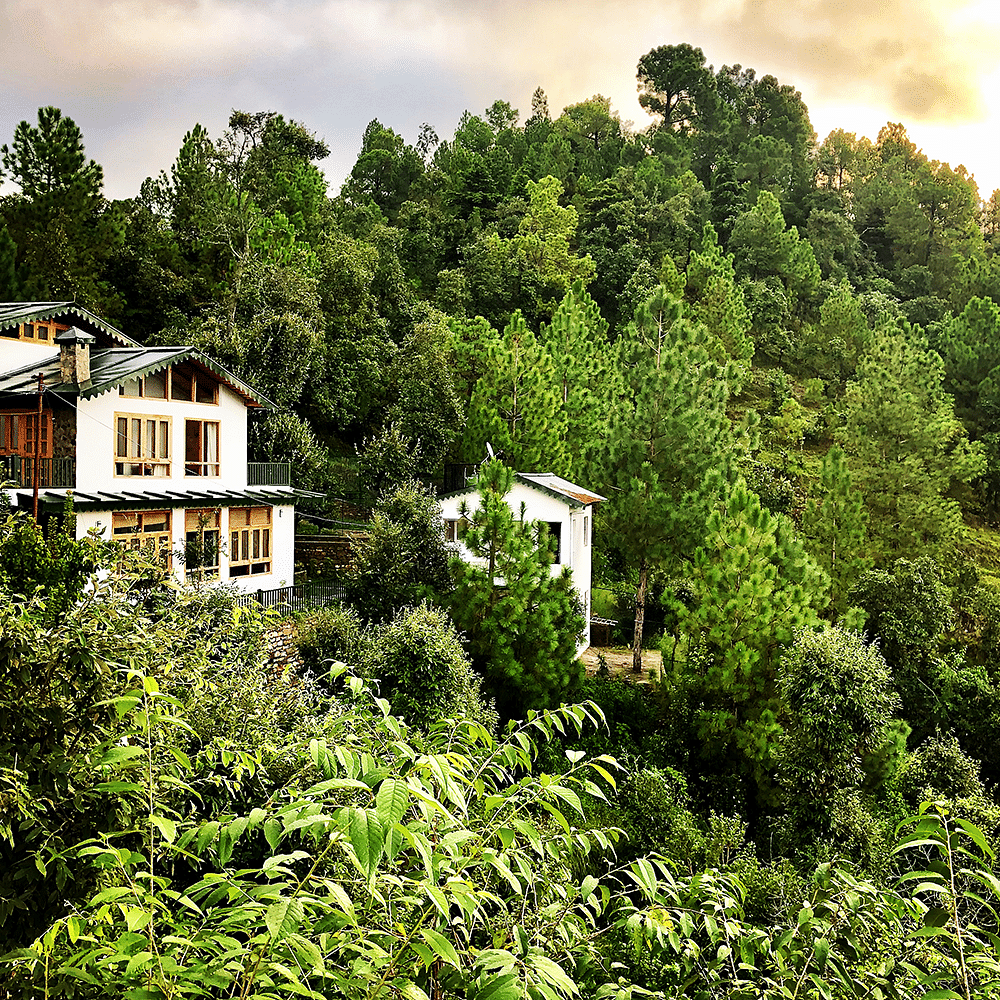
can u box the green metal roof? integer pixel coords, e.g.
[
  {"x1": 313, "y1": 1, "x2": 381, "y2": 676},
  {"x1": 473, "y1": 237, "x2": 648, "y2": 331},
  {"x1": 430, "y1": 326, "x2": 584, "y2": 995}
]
[
  {"x1": 0, "y1": 302, "x2": 139, "y2": 347},
  {"x1": 18, "y1": 486, "x2": 322, "y2": 513},
  {"x1": 0, "y1": 346, "x2": 275, "y2": 408}
]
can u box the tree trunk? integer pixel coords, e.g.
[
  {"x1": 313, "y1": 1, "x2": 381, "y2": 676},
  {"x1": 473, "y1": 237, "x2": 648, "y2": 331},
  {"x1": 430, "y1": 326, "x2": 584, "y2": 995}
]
[{"x1": 632, "y1": 558, "x2": 648, "y2": 673}]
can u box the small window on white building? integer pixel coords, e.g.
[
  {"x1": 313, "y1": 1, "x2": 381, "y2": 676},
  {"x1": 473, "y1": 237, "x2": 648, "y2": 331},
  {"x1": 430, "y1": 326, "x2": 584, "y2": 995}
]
[
  {"x1": 544, "y1": 521, "x2": 562, "y2": 563},
  {"x1": 583, "y1": 514, "x2": 589, "y2": 547},
  {"x1": 445, "y1": 518, "x2": 460, "y2": 542}
]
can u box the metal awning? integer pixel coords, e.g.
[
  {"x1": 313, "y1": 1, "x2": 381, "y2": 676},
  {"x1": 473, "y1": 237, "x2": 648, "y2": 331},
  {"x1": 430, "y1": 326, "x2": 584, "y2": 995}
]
[{"x1": 16, "y1": 486, "x2": 324, "y2": 513}]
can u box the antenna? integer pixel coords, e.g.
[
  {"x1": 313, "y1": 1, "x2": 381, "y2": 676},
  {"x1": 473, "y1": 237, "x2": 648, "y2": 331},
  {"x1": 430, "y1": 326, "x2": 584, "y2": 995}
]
[{"x1": 486, "y1": 442, "x2": 495, "y2": 460}]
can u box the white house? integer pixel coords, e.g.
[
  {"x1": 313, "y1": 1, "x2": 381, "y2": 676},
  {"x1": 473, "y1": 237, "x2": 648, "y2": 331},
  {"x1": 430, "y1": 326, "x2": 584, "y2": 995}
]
[
  {"x1": 440, "y1": 471, "x2": 605, "y2": 652},
  {"x1": 0, "y1": 301, "x2": 317, "y2": 592}
]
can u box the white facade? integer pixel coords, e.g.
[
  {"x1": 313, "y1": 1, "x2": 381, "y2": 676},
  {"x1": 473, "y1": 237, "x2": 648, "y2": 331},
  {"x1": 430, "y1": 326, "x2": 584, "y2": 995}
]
[
  {"x1": 440, "y1": 473, "x2": 603, "y2": 653},
  {"x1": 75, "y1": 381, "x2": 249, "y2": 495},
  {"x1": 0, "y1": 306, "x2": 305, "y2": 594}
]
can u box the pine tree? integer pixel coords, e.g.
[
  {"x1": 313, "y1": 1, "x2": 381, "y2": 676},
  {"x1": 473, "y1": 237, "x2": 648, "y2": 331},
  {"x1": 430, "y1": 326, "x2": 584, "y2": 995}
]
[
  {"x1": 461, "y1": 311, "x2": 567, "y2": 471},
  {"x1": 801, "y1": 445, "x2": 870, "y2": 609},
  {"x1": 448, "y1": 460, "x2": 584, "y2": 716},
  {"x1": 539, "y1": 279, "x2": 618, "y2": 480},
  {"x1": 836, "y1": 323, "x2": 985, "y2": 560},
  {"x1": 671, "y1": 485, "x2": 829, "y2": 801},
  {"x1": 595, "y1": 285, "x2": 753, "y2": 671}
]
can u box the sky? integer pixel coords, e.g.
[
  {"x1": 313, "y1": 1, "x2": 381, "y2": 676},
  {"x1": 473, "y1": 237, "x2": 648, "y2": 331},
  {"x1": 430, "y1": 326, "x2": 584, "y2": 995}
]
[{"x1": 1, "y1": 0, "x2": 998, "y2": 202}]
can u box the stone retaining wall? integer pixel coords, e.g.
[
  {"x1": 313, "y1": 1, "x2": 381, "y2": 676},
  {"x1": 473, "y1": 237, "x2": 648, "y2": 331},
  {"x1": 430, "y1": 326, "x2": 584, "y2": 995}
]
[{"x1": 264, "y1": 620, "x2": 301, "y2": 673}]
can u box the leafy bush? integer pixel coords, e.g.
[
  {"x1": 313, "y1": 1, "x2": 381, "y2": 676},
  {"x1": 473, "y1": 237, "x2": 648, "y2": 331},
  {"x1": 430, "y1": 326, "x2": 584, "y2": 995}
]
[
  {"x1": 296, "y1": 603, "x2": 367, "y2": 675},
  {"x1": 344, "y1": 478, "x2": 454, "y2": 622},
  {"x1": 367, "y1": 602, "x2": 496, "y2": 729}
]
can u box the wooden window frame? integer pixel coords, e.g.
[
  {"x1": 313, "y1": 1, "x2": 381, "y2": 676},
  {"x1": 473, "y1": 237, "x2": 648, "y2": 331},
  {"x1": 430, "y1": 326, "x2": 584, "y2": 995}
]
[
  {"x1": 0, "y1": 410, "x2": 53, "y2": 458},
  {"x1": 229, "y1": 506, "x2": 272, "y2": 577},
  {"x1": 184, "y1": 508, "x2": 221, "y2": 582},
  {"x1": 184, "y1": 419, "x2": 220, "y2": 477},
  {"x1": 120, "y1": 367, "x2": 170, "y2": 400},
  {"x1": 112, "y1": 510, "x2": 173, "y2": 569},
  {"x1": 0, "y1": 321, "x2": 69, "y2": 344},
  {"x1": 118, "y1": 364, "x2": 219, "y2": 405},
  {"x1": 114, "y1": 412, "x2": 172, "y2": 477}
]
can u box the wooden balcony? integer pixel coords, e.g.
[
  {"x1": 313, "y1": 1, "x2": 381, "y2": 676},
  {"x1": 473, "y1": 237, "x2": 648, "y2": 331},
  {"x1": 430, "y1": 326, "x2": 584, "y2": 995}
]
[{"x1": 0, "y1": 456, "x2": 76, "y2": 489}]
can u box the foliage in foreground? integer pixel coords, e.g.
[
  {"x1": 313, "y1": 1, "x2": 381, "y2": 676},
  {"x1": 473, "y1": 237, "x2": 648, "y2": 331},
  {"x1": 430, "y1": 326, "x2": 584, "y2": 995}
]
[{"x1": 9, "y1": 658, "x2": 1000, "y2": 1000}]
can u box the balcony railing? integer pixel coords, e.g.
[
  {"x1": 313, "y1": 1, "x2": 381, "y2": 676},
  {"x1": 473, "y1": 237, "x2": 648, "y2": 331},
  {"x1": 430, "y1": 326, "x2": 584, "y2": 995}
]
[
  {"x1": 0, "y1": 456, "x2": 76, "y2": 489},
  {"x1": 247, "y1": 462, "x2": 291, "y2": 487}
]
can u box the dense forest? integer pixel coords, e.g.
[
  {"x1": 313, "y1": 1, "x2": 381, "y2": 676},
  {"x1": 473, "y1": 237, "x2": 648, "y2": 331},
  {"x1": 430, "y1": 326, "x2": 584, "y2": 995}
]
[{"x1": 6, "y1": 40, "x2": 1000, "y2": 998}]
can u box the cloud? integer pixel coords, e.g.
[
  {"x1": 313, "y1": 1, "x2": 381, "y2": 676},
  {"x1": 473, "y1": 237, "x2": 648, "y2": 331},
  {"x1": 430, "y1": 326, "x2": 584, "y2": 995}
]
[{"x1": 1, "y1": 0, "x2": 997, "y2": 199}]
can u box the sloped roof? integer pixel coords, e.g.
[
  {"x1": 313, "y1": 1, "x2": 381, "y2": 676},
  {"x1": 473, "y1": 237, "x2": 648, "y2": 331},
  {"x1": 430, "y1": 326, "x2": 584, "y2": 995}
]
[
  {"x1": 442, "y1": 470, "x2": 606, "y2": 508},
  {"x1": 515, "y1": 473, "x2": 606, "y2": 507},
  {"x1": 0, "y1": 346, "x2": 274, "y2": 408},
  {"x1": 0, "y1": 302, "x2": 139, "y2": 347}
]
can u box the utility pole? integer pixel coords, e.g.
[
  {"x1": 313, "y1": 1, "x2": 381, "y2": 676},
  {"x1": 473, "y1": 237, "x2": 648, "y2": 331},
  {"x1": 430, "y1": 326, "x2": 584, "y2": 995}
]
[{"x1": 32, "y1": 373, "x2": 43, "y2": 522}]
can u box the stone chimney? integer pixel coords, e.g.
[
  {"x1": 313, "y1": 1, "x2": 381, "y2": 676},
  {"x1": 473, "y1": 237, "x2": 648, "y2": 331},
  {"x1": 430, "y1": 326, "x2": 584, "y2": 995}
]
[{"x1": 55, "y1": 327, "x2": 95, "y2": 384}]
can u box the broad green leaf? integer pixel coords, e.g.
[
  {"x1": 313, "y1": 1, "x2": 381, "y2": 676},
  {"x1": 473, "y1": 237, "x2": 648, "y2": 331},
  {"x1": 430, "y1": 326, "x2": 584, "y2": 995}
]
[
  {"x1": 400, "y1": 982, "x2": 432, "y2": 1000},
  {"x1": 151, "y1": 815, "x2": 177, "y2": 844},
  {"x1": 97, "y1": 746, "x2": 145, "y2": 766},
  {"x1": 125, "y1": 951, "x2": 156, "y2": 976},
  {"x1": 477, "y1": 973, "x2": 521, "y2": 1000},
  {"x1": 126, "y1": 908, "x2": 152, "y2": 932},
  {"x1": 66, "y1": 915, "x2": 82, "y2": 944},
  {"x1": 265, "y1": 897, "x2": 305, "y2": 942},
  {"x1": 419, "y1": 927, "x2": 461, "y2": 968},
  {"x1": 376, "y1": 778, "x2": 409, "y2": 826},
  {"x1": 348, "y1": 807, "x2": 384, "y2": 879},
  {"x1": 264, "y1": 817, "x2": 282, "y2": 851},
  {"x1": 528, "y1": 954, "x2": 578, "y2": 996},
  {"x1": 547, "y1": 784, "x2": 583, "y2": 817}
]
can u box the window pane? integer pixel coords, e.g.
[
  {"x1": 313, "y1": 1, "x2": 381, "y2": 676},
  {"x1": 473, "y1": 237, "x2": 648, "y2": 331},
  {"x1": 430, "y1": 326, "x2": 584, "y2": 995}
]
[
  {"x1": 252, "y1": 529, "x2": 260, "y2": 559},
  {"x1": 171, "y1": 365, "x2": 194, "y2": 401},
  {"x1": 262, "y1": 529, "x2": 270, "y2": 558},
  {"x1": 144, "y1": 370, "x2": 167, "y2": 398},
  {"x1": 204, "y1": 422, "x2": 218, "y2": 465},
  {"x1": 146, "y1": 420, "x2": 156, "y2": 459},
  {"x1": 116, "y1": 418, "x2": 128, "y2": 457},
  {"x1": 195, "y1": 376, "x2": 216, "y2": 404},
  {"x1": 241, "y1": 530, "x2": 249, "y2": 561},
  {"x1": 120, "y1": 378, "x2": 141, "y2": 397},
  {"x1": 131, "y1": 419, "x2": 142, "y2": 458},
  {"x1": 159, "y1": 421, "x2": 169, "y2": 459}
]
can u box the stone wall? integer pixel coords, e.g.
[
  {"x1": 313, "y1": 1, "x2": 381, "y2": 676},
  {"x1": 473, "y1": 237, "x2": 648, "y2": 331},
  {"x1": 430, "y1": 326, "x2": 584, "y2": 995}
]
[
  {"x1": 53, "y1": 404, "x2": 76, "y2": 460},
  {"x1": 295, "y1": 531, "x2": 368, "y2": 576},
  {"x1": 264, "y1": 620, "x2": 302, "y2": 673}
]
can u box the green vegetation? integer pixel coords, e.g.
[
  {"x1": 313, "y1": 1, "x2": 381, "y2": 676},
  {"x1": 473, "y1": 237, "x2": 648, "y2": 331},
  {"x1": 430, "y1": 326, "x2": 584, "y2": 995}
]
[{"x1": 5, "y1": 35, "x2": 1000, "y2": 998}]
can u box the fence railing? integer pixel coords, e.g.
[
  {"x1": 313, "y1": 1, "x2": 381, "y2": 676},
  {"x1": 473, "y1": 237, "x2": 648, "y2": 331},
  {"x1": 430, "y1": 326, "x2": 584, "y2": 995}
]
[
  {"x1": 247, "y1": 462, "x2": 291, "y2": 487},
  {"x1": 0, "y1": 456, "x2": 76, "y2": 489},
  {"x1": 235, "y1": 579, "x2": 347, "y2": 613}
]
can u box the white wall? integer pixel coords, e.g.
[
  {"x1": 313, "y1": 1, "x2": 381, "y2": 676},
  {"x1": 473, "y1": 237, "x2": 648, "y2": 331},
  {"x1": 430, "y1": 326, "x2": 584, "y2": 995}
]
[
  {"x1": 76, "y1": 383, "x2": 249, "y2": 494},
  {"x1": 441, "y1": 481, "x2": 596, "y2": 651},
  {"x1": 0, "y1": 341, "x2": 58, "y2": 371}
]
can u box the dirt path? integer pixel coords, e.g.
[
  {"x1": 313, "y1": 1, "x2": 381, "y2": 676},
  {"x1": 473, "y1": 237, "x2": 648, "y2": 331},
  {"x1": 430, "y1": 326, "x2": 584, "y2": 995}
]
[{"x1": 579, "y1": 646, "x2": 662, "y2": 684}]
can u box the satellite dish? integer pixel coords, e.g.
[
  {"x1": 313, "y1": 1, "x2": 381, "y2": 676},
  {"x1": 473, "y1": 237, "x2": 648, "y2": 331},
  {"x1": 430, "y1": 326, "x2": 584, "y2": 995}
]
[{"x1": 486, "y1": 442, "x2": 495, "y2": 460}]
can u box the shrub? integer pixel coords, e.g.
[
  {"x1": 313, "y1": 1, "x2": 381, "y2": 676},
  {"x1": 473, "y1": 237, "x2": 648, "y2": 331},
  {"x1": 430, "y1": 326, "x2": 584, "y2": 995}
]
[
  {"x1": 368, "y1": 603, "x2": 496, "y2": 729},
  {"x1": 345, "y1": 479, "x2": 454, "y2": 623},
  {"x1": 296, "y1": 604, "x2": 367, "y2": 674}
]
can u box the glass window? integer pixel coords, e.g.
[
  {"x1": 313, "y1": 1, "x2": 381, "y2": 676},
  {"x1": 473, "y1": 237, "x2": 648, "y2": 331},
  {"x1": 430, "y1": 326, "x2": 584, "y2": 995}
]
[
  {"x1": 112, "y1": 510, "x2": 172, "y2": 569},
  {"x1": 144, "y1": 369, "x2": 167, "y2": 399},
  {"x1": 184, "y1": 420, "x2": 220, "y2": 476},
  {"x1": 114, "y1": 412, "x2": 171, "y2": 477},
  {"x1": 228, "y1": 506, "x2": 272, "y2": 576},
  {"x1": 171, "y1": 364, "x2": 194, "y2": 401}
]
